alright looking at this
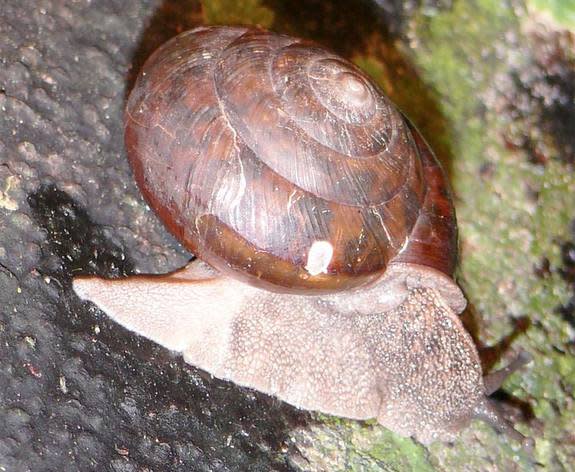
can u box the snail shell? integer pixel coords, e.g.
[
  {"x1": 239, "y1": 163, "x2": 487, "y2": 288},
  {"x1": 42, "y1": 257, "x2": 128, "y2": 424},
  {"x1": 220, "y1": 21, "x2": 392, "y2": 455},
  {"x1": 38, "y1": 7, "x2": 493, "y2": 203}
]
[
  {"x1": 73, "y1": 26, "x2": 531, "y2": 447},
  {"x1": 124, "y1": 26, "x2": 457, "y2": 293}
]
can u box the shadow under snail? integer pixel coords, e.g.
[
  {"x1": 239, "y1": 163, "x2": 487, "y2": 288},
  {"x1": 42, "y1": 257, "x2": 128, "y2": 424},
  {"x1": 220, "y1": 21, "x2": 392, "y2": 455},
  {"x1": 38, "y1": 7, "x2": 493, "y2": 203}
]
[{"x1": 73, "y1": 26, "x2": 533, "y2": 446}]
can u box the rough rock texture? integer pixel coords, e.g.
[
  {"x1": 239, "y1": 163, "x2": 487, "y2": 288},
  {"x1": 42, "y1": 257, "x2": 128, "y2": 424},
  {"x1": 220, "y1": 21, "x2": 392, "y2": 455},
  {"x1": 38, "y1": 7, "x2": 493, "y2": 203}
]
[
  {"x1": 1, "y1": 0, "x2": 574, "y2": 471},
  {"x1": 0, "y1": 1, "x2": 307, "y2": 471}
]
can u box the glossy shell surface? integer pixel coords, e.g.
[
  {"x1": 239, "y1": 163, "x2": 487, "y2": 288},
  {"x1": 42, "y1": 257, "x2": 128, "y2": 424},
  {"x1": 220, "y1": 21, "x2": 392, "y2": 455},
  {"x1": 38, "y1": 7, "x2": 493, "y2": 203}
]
[{"x1": 125, "y1": 26, "x2": 457, "y2": 292}]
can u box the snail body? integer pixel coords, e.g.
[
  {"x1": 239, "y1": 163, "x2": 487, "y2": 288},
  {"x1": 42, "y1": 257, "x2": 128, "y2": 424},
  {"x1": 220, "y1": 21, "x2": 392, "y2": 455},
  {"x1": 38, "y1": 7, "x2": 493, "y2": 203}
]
[{"x1": 74, "y1": 26, "x2": 530, "y2": 445}]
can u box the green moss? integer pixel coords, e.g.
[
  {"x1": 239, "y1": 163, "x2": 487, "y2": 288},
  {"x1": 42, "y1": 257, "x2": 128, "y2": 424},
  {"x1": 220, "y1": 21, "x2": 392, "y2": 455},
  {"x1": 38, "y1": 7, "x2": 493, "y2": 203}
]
[
  {"x1": 364, "y1": 429, "x2": 434, "y2": 471},
  {"x1": 292, "y1": 421, "x2": 435, "y2": 471},
  {"x1": 528, "y1": 0, "x2": 575, "y2": 29},
  {"x1": 201, "y1": 0, "x2": 274, "y2": 27},
  {"x1": 408, "y1": 0, "x2": 575, "y2": 469}
]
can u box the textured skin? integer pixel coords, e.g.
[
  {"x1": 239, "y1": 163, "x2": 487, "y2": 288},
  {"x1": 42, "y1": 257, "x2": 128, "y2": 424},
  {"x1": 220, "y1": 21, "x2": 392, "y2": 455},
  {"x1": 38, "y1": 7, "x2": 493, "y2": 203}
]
[
  {"x1": 124, "y1": 26, "x2": 457, "y2": 293},
  {"x1": 74, "y1": 260, "x2": 481, "y2": 444}
]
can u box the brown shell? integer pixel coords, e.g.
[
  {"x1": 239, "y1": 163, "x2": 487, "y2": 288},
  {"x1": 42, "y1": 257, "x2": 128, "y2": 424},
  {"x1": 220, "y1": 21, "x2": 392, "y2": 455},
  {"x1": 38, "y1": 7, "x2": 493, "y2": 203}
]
[{"x1": 124, "y1": 26, "x2": 457, "y2": 293}]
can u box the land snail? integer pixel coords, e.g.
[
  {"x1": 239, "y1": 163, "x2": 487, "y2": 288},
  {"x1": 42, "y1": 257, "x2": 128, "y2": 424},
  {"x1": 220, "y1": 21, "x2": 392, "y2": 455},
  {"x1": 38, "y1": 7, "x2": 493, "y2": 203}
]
[{"x1": 73, "y1": 26, "x2": 533, "y2": 446}]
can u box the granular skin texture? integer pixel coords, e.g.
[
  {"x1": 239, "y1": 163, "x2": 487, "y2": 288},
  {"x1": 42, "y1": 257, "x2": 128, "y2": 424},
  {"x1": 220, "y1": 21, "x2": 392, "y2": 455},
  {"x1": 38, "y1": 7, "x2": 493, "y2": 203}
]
[
  {"x1": 0, "y1": 1, "x2": 308, "y2": 470},
  {"x1": 224, "y1": 286, "x2": 483, "y2": 444},
  {"x1": 363, "y1": 287, "x2": 483, "y2": 443}
]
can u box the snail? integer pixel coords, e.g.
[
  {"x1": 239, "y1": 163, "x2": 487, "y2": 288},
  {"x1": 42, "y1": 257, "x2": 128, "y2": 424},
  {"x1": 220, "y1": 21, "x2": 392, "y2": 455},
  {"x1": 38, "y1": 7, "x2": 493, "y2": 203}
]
[{"x1": 73, "y1": 26, "x2": 532, "y2": 446}]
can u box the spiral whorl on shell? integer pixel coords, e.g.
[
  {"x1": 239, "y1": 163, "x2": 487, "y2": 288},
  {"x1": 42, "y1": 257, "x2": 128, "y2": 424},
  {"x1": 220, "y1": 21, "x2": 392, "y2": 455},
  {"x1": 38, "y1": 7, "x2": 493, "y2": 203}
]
[{"x1": 125, "y1": 26, "x2": 457, "y2": 293}]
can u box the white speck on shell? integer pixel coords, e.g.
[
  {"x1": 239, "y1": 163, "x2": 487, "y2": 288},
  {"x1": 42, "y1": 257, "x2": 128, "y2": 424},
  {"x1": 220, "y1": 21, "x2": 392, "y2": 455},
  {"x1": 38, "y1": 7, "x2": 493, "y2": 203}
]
[{"x1": 305, "y1": 241, "x2": 334, "y2": 276}]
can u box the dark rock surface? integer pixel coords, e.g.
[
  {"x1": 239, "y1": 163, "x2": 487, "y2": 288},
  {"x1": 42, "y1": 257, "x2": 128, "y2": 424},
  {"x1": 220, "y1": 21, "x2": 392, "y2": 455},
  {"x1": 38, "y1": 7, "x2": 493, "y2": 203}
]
[{"x1": 0, "y1": 1, "x2": 309, "y2": 470}]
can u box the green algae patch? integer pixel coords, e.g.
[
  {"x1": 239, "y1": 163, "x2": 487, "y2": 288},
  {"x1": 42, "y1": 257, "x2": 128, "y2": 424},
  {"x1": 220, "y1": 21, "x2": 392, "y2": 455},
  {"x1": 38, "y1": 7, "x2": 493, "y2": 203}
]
[
  {"x1": 363, "y1": 429, "x2": 434, "y2": 472},
  {"x1": 202, "y1": 0, "x2": 274, "y2": 27},
  {"x1": 291, "y1": 420, "x2": 435, "y2": 472},
  {"x1": 408, "y1": 0, "x2": 575, "y2": 469},
  {"x1": 528, "y1": 0, "x2": 575, "y2": 30}
]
